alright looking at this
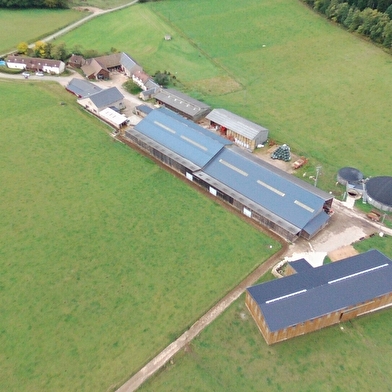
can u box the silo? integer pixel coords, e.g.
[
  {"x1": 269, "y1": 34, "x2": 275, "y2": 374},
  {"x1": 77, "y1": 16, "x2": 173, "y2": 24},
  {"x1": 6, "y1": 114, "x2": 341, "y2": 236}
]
[
  {"x1": 366, "y1": 176, "x2": 392, "y2": 212},
  {"x1": 337, "y1": 167, "x2": 363, "y2": 186}
]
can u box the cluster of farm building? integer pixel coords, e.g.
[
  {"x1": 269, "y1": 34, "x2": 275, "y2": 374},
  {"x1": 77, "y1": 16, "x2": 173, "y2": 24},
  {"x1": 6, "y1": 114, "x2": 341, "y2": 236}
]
[{"x1": 6, "y1": 51, "x2": 392, "y2": 345}]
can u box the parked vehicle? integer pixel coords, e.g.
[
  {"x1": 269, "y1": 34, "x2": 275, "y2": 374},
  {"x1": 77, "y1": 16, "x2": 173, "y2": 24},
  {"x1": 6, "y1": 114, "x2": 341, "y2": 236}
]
[
  {"x1": 35, "y1": 71, "x2": 44, "y2": 76},
  {"x1": 22, "y1": 71, "x2": 30, "y2": 78}
]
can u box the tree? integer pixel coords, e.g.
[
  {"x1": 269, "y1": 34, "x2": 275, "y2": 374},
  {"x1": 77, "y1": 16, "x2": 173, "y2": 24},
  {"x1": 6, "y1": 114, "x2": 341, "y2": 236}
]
[
  {"x1": 34, "y1": 41, "x2": 48, "y2": 58},
  {"x1": 154, "y1": 71, "x2": 170, "y2": 86},
  {"x1": 51, "y1": 42, "x2": 68, "y2": 61},
  {"x1": 16, "y1": 42, "x2": 29, "y2": 55}
]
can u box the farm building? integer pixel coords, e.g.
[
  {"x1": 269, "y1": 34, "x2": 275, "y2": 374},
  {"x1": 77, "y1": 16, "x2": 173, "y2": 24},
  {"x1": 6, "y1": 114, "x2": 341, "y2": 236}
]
[
  {"x1": 125, "y1": 107, "x2": 332, "y2": 241},
  {"x1": 81, "y1": 58, "x2": 110, "y2": 80},
  {"x1": 67, "y1": 54, "x2": 85, "y2": 68},
  {"x1": 246, "y1": 249, "x2": 392, "y2": 345},
  {"x1": 99, "y1": 107, "x2": 129, "y2": 129},
  {"x1": 337, "y1": 167, "x2": 364, "y2": 186},
  {"x1": 120, "y1": 52, "x2": 142, "y2": 77},
  {"x1": 78, "y1": 87, "x2": 124, "y2": 114},
  {"x1": 6, "y1": 55, "x2": 65, "y2": 74},
  {"x1": 365, "y1": 176, "x2": 392, "y2": 212},
  {"x1": 66, "y1": 78, "x2": 102, "y2": 98},
  {"x1": 154, "y1": 89, "x2": 211, "y2": 122},
  {"x1": 126, "y1": 107, "x2": 230, "y2": 174},
  {"x1": 134, "y1": 105, "x2": 154, "y2": 118},
  {"x1": 192, "y1": 147, "x2": 333, "y2": 241},
  {"x1": 132, "y1": 69, "x2": 160, "y2": 94},
  {"x1": 206, "y1": 108, "x2": 268, "y2": 151}
]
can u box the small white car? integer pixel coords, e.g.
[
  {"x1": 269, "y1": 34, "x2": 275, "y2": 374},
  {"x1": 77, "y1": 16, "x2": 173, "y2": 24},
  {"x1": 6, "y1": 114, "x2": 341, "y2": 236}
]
[
  {"x1": 22, "y1": 71, "x2": 30, "y2": 78},
  {"x1": 35, "y1": 71, "x2": 44, "y2": 76}
]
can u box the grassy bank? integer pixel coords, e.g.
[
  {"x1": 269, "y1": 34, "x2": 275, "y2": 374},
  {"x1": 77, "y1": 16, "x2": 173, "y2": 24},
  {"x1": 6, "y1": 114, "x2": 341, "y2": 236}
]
[
  {"x1": 140, "y1": 235, "x2": 392, "y2": 392},
  {"x1": 0, "y1": 80, "x2": 279, "y2": 391}
]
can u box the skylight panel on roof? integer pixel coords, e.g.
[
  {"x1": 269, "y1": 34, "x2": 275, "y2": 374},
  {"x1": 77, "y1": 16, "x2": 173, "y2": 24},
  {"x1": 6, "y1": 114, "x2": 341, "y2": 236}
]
[
  {"x1": 154, "y1": 121, "x2": 176, "y2": 134},
  {"x1": 294, "y1": 200, "x2": 315, "y2": 213},
  {"x1": 266, "y1": 289, "x2": 307, "y2": 304},
  {"x1": 180, "y1": 135, "x2": 208, "y2": 151},
  {"x1": 257, "y1": 180, "x2": 285, "y2": 197},
  {"x1": 219, "y1": 159, "x2": 248, "y2": 176},
  {"x1": 328, "y1": 263, "x2": 389, "y2": 285}
]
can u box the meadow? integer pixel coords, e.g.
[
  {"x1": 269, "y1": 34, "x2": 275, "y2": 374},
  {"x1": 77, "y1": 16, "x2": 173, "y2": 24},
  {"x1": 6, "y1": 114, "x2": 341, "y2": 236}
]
[
  {"x1": 0, "y1": 8, "x2": 87, "y2": 54},
  {"x1": 140, "y1": 235, "x2": 392, "y2": 392},
  {"x1": 58, "y1": 0, "x2": 392, "y2": 193},
  {"x1": 0, "y1": 80, "x2": 279, "y2": 391}
]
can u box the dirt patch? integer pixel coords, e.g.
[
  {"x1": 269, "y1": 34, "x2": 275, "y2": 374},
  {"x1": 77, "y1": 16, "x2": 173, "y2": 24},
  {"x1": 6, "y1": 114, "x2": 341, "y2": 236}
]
[{"x1": 328, "y1": 245, "x2": 359, "y2": 262}]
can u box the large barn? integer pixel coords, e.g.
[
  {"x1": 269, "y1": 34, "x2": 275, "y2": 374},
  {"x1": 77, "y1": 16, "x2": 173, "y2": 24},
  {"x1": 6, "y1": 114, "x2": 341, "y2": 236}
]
[
  {"x1": 125, "y1": 108, "x2": 333, "y2": 241},
  {"x1": 126, "y1": 107, "x2": 230, "y2": 174},
  {"x1": 78, "y1": 87, "x2": 124, "y2": 114},
  {"x1": 154, "y1": 89, "x2": 212, "y2": 122},
  {"x1": 246, "y1": 249, "x2": 392, "y2": 345},
  {"x1": 206, "y1": 108, "x2": 268, "y2": 151},
  {"x1": 192, "y1": 147, "x2": 333, "y2": 241}
]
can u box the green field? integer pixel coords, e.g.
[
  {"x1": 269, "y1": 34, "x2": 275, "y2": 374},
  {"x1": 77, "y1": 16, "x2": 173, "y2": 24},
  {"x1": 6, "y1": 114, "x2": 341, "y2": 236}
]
[
  {"x1": 70, "y1": 0, "x2": 131, "y2": 9},
  {"x1": 0, "y1": 80, "x2": 279, "y2": 391},
  {"x1": 0, "y1": 8, "x2": 88, "y2": 54},
  {"x1": 140, "y1": 235, "x2": 392, "y2": 392},
  {"x1": 59, "y1": 0, "x2": 392, "y2": 193}
]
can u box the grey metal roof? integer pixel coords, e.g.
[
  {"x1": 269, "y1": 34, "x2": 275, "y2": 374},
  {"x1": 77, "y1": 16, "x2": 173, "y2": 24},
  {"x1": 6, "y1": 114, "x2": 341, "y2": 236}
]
[
  {"x1": 135, "y1": 105, "x2": 153, "y2": 115},
  {"x1": 87, "y1": 87, "x2": 124, "y2": 110},
  {"x1": 120, "y1": 52, "x2": 139, "y2": 72},
  {"x1": 247, "y1": 249, "x2": 392, "y2": 332},
  {"x1": 155, "y1": 89, "x2": 211, "y2": 118},
  {"x1": 199, "y1": 146, "x2": 332, "y2": 230},
  {"x1": 66, "y1": 78, "x2": 102, "y2": 98},
  {"x1": 366, "y1": 176, "x2": 392, "y2": 208},
  {"x1": 133, "y1": 107, "x2": 231, "y2": 169},
  {"x1": 206, "y1": 108, "x2": 268, "y2": 141}
]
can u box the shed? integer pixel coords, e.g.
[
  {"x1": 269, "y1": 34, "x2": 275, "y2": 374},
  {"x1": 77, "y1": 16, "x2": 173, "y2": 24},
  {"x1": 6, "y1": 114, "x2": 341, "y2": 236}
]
[
  {"x1": 206, "y1": 108, "x2": 268, "y2": 151},
  {"x1": 99, "y1": 107, "x2": 128, "y2": 129},
  {"x1": 246, "y1": 249, "x2": 392, "y2": 345},
  {"x1": 154, "y1": 88, "x2": 211, "y2": 122},
  {"x1": 66, "y1": 78, "x2": 102, "y2": 98}
]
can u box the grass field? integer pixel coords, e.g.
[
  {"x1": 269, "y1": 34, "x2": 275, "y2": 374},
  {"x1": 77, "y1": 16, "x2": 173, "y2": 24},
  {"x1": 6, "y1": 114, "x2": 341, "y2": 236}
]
[
  {"x1": 0, "y1": 8, "x2": 88, "y2": 54},
  {"x1": 59, "y1": 0, "x2": 392, "y2": 194},
  {"x1": 0, "y1": 80, "x2": 280, "y2": 391},
  {"x1": 140, "y1": 235, "x2": 392, "y2": 392},
  {"x1": 70, "y1": 0, "x2": 131, "y2": 9}
]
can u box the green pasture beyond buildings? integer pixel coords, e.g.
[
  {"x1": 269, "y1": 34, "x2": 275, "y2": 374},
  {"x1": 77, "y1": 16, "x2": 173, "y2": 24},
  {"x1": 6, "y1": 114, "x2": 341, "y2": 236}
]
[
  {"x1": 0, "y1": 80, "x2": 279, "y2": 391},
  {"x1": 0, "y1": 8, "x2": 87, "y2": 55},
  {"x1": 140, "y1": 235, "x2": 392, "y2": 392},
  {"x1": 58, "y1": 0, "x2": 392, "y2": 192}
]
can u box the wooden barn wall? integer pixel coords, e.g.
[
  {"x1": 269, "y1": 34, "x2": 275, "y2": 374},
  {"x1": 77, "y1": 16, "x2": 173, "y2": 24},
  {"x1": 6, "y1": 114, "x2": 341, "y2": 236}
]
[{"x1": 247, "y1": 291, "x2": 392, "y2": 345}]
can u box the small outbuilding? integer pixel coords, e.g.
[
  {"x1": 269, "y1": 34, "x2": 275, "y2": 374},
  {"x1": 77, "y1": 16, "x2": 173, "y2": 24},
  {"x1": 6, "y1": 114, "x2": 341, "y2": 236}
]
[
  {"x1": 246, "y1": 249, "x2": 392, "y2": 345},
  {"x1": 99, "y1": 107, "x2": 128, "y2": 129},
  {"x1": 154, "y1": 88, "x2": 211, "y2": 122},
  {"x1": 206, "y1": 108, "x2": 268, "y2": 151}
]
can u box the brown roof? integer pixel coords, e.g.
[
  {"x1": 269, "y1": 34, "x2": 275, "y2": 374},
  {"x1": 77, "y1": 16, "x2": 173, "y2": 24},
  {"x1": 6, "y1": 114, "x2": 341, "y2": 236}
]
[
  {"x1": 81, "y1": 58, "x2": 109, "y2": 77},
  {"x1": 7, "y1": 55, "x2": 63, "y2": 69},
  {"x1": 68, "y1": 54, "x2": 85, "y2": 66},
  {"x1": 92, "y1": 53, "x2": 121, "y2": 69}
]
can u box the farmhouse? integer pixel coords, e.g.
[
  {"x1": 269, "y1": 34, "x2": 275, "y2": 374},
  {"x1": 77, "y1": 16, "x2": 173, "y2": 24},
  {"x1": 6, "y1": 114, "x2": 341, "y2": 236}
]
[
  {"x1": 154, "y1": 88, "x2": 211, "y2": 122},
  {"x1": 6, "y1": 55, "x2": 65, "y2": 74},
  {"x1": 206, "y1": 108, "x2": 268, "y2": 151},
  {"x1": 246, "y1": 249, "x2": 392, "y2": 345},
  {"x1": 78, "y1": 86, "x2": 124, "y2": 114},
  {"x1": 66, "y1": 78, "x2": 102, "y2": 98},
  {"x1": 132, "y1": 69, "x2": 160, "y2": 95},
  {"x1": 125, "y1": 107, "x2": 332, "y2": 241}
]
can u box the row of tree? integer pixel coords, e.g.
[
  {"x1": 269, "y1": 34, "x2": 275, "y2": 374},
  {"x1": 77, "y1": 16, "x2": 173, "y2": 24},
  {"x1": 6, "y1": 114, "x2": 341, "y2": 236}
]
[
  {"x1": 303, "y1": 0, "x2": 392, "y2": 48},
  {"x1": 16, "y1": 41, "x2": 116, "y2": 61},
  {"x1": 0, "y1": 0, "x2": 68, "y2": 8}
]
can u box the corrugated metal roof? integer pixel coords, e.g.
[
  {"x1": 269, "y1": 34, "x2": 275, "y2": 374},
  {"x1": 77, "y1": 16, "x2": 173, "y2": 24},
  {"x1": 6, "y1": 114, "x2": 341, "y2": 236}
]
[
  {"x1": 206, "y1": 108, "x2": 268, "y2": 140},
  {"x1": 66, "y1": 78, "x2": 102, "y2": 98},
  {"x1": 155, "y1": 89, "x2": 211, "y2": 118},
  {"x1": 133, "y1": 107, "x2": 231, "y2": 169},
  {"x1": 100, "y1": 107, "x2": 128, "y2": 126},
  {"x1": 199, "y1": 146, "x2": 332, "y2": 230},
  {"x1": 247, "y1": 250, "x2": 392, "y2": 332},
  {"x1": 87, "y1": 87, "x2": 124, "y2": 109}
]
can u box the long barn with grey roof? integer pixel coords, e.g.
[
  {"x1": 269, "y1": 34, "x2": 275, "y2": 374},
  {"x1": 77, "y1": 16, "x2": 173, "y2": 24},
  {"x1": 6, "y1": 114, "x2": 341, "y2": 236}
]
[
  {"x1": 124, "y1": 107, "x2": 332, "y2": 241},
  {"x1": 192, "y1": 146, "x2": 332, "y2": 241},
  {"x1": 206, "y1": 108, "x2": 268, "y2": 151},
  {"x1": 246, "y1": 249, "x2": 392, "y2": 345},
  {"x1": 126, "y1": 107, "x2": 230, "y2": 173}
]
